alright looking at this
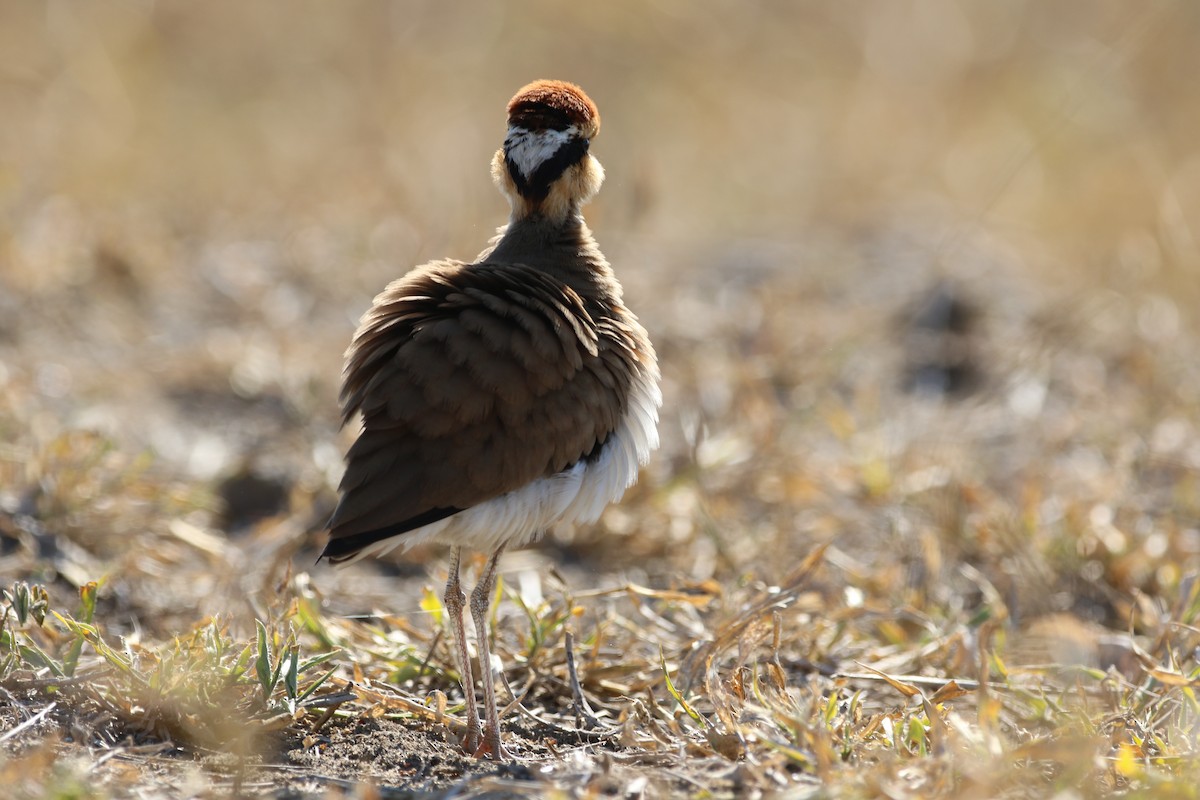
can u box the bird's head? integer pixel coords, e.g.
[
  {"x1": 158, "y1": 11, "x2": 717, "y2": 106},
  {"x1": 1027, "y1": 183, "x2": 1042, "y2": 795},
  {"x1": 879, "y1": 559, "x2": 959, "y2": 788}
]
[{"x1": 492, "y1": 80, "x2": 605, "y2": 223}]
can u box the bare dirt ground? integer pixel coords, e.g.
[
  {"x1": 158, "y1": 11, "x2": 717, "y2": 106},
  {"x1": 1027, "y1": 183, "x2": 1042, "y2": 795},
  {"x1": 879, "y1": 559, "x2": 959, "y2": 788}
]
[{"x1": 3, "y1": 3, "x2": 1200, "y2": 798}]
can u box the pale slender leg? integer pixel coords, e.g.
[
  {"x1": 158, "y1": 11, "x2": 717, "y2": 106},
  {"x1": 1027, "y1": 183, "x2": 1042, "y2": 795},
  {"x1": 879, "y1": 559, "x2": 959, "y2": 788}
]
[
  {"x1": 469, "y1": 546, "x2": 512, "y2": 760},
  {"x1": 444, "y1": 546, "x2": 481, "y2": 753}
]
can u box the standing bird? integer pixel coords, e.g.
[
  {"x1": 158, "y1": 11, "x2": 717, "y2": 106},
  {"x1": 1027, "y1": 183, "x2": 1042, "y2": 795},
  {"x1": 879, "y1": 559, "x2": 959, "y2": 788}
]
[{"x1": 321, "y1": 80, "x2": 661, "y2": 761}]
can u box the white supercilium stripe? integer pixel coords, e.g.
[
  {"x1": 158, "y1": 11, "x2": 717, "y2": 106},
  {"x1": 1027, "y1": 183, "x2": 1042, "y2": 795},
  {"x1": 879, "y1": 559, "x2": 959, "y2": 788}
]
[{"x1": 504, "y1": 125, "x2": 576, "y2": 178}]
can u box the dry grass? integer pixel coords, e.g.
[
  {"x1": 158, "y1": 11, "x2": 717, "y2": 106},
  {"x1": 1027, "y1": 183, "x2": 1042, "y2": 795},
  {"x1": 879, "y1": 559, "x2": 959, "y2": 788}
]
[{"x1": 3, "y1": 2, "x2": 1200, "y2": 797}]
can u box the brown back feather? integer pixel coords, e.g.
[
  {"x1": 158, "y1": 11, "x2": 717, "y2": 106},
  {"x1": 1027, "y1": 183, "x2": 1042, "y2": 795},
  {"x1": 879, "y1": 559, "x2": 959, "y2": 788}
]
[{"x1": 325, "y1": 246, "x2": 646, "y2": 554}]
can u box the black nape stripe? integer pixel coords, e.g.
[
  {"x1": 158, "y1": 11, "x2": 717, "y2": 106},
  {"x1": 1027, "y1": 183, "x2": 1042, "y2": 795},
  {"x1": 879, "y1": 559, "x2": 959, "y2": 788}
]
[
  {"x1": 506, "y1": 136, "x2": 590, "y2": 202},
  {"x1": 319, "y1": 505, "x2": 463, "y2": 563},
  {"x1": 511, "y1": 107, "x2": 574, "y2": 132}
]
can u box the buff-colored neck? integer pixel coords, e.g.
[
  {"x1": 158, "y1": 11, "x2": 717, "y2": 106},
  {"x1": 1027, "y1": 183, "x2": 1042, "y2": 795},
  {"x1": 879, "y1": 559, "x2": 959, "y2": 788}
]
[{"x1": 491, "y1": 150, "x2": 605, "y2": 227}]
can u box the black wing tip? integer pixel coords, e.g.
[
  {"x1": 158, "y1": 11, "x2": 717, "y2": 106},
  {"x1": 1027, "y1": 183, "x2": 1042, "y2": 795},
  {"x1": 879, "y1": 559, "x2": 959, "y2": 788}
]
[{"x1": 320, "y1": 506, "x2": 464, "y2": 564}]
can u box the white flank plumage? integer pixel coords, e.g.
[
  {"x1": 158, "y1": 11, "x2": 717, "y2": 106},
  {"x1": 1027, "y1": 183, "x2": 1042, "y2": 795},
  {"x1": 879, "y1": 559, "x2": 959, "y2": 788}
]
[{"x1": 564, "y1": 361, "x2": 662, "y2": 524}]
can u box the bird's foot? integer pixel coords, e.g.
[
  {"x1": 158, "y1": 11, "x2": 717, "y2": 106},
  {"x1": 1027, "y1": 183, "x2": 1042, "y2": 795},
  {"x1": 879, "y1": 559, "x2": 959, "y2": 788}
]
[
  {"x1": 460, "y1": 725, "x2": 483, "y2": 755},
  {"x1": 472, "y1": 726, "x2": 513, "y2": 762}
]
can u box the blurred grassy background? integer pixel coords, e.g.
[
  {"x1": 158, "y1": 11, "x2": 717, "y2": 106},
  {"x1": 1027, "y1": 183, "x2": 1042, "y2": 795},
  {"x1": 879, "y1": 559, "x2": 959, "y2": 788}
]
[
  {"x1": 4, "y1": 2, "x2": 1197, "y2": 259},
  {"x1": 2, "y1": 0, "x2": 1199, "y2": 627}
]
